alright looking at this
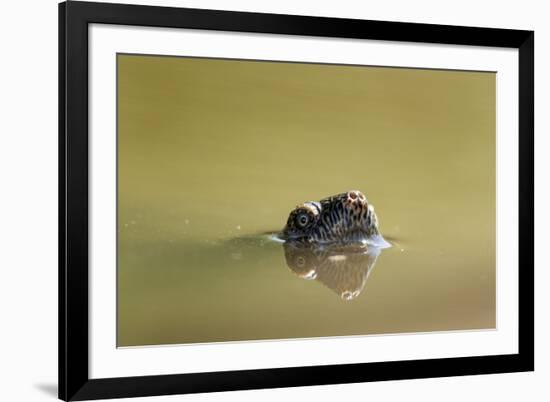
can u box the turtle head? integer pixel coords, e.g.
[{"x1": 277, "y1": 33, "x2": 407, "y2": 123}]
[{"x1": 281, "y1": 191, "x2": 390, "y2": 247}]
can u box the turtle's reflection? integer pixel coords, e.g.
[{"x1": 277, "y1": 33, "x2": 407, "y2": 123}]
[{"x1": 283, "y1": 242, "x2": 383, "y2": 301}]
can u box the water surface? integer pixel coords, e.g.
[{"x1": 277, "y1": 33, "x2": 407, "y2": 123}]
[{"x1": 117, "y1": 54, "x2": 496, "y2": 347}]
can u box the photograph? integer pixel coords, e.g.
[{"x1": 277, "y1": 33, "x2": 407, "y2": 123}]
[
  {"x1": 116, "y1": 53, "x2": 496, "y2": 347},
  {"x1": 0, "y1": 0, "x2": 541, "y2": 400}
]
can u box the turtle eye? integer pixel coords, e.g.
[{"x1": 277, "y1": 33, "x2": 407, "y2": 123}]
[{"x1": 296, "y1": 213, "x2": 310, "y2": 228}]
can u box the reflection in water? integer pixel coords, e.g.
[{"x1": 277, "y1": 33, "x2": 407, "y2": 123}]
[{"x1": 283, "y1": 241, "x2": 383, "y2": 301}]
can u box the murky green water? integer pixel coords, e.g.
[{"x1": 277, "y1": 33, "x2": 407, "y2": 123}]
[{"x1": 117, "y1": 54, "x2": 496, "y2": 347}]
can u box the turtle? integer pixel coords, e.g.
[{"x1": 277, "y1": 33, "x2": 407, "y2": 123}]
[
  {"x1": 200, "y1": 190, "x2": 391, "y2": 301},
  {"x1": 279, "y1": 190, "x2": 391, "y2": 249}
]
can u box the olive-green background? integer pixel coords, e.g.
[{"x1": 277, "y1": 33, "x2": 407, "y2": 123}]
[{"x1": 117, "y1": 54, "x2": 495, "y2": 347}]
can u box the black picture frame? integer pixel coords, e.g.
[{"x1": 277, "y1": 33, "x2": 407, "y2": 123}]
[{"x1": 59, "y1": 1, "x2": 534, "y2": 400}]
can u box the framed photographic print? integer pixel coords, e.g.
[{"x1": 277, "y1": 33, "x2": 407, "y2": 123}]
[{"x1": 59, "y1": 1, "x2": 534, "y2": 400}]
